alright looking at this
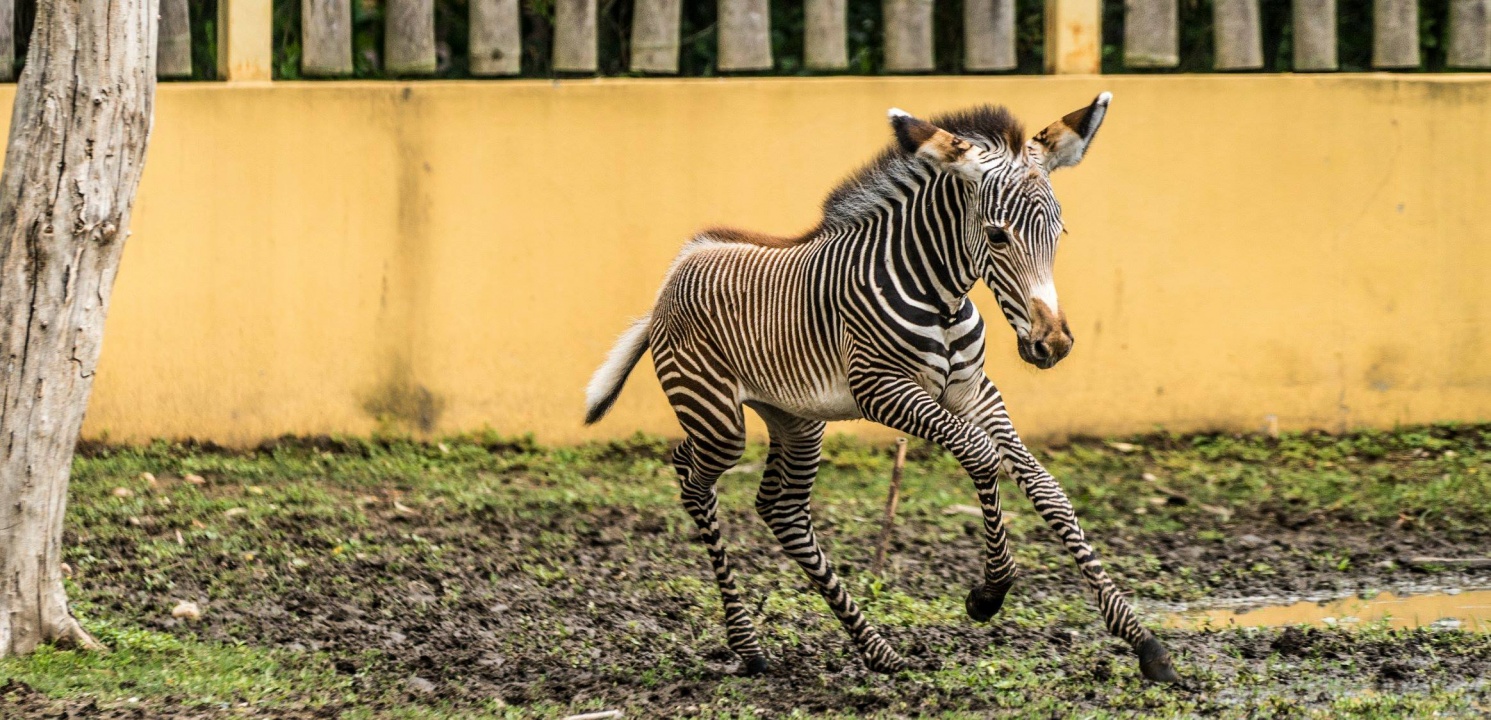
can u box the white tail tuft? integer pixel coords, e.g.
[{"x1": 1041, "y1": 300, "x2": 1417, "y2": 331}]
[
  {"x1": 887, "y1": 107, "x2": 911, "y2": 119},
  {"x1": 584, "y1": 315, "x2": 652, "y2": 425}
]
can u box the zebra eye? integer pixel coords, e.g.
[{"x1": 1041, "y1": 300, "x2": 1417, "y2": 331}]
[{"x1": 985, "y1": 225, "x2": 1011, "y2": 247}]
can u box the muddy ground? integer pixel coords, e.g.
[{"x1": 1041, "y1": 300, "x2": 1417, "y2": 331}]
[{"x1": 4, "y1": 428, "x2": 1491, "y2": 717}]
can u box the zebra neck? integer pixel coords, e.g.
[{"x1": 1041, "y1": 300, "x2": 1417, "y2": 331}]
[{"x1": 873, "y1": 170, "x2": 982, "y2": 312}]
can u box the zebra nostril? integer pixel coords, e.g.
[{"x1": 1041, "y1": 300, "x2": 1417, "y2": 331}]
[{"x1": 1032, "y1": 341, "x2": 1051, "y2": 360}]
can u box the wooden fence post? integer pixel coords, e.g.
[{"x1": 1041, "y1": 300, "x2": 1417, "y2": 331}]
[
  {"x1": 965, "y1": 0, "x2": 1016, "y2": 71},
  {"x1": 1373, "y1": 0, "x2": 1420, "y2": 68},
  {"x1": 472, "y1": 0, "x2": 522, "y2": 75},
  {"x1": 885, "y1": 0, "x2": 934, "y2": 72},
  {"x1": 1214, "y1": 0, "x2": 1263, "y2": 69},
  {"x1": 554, "y1": 0, "x2": 598, "y2": 72},
  {"x1": 1448, "y1": 0, "x2": 1491, "y2": 68},
  {"x1": 386, "y1": 0, "x2": 437, "y2": 74},
  {"x1": 302, "y1": 0, "x2": 353, "y2": 76},
  {"x1": 1044, "y1": 0, "x2": 1101, "y2": 74},
  {"x1": 1124, "y1": 0, "x2": 1177, "y2": 68},
  {"x1": 0, "y1": 0, "x2": 11, "y2": 82},
  {"x1": 805, "y1": 0, "x2": 849, "y2": 70},
  {"x1": 159, "y1": 0, "x2": 194, "y2": 77},
  {"x1": 631, "y1": 0, "x2": 682, "y2": 73},
  {"x1": 719, "y1": 0, "x2": 773, "y2": 71},
  {"x1": 1292, "y1": 0, "x2": 1337, "y2": 70},
  {"x1": 218, "y1": 0, "x2": 274, "y2": 81}
]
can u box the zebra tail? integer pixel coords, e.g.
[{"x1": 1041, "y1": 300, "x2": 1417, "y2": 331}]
[{"x1": 584, "y1": 315, "x2": 652, "y2": 425}]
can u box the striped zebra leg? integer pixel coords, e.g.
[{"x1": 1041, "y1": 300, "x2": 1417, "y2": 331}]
[
  {"x1": 656, "y1": 346, "x2": 767, "y2": 675},
  {"x1": 671, "y1": 436, "x2": 768, "y2": 674},
  {"x1": 937, "y1": 379, "x2": 1021, "y2": 620},
  {"x1": 955, "y1": 376, "x2": 1180, "y2": 683},
  {"x1": 751, "y1": 404, "x2": 907, "y2": 673},
  {"x1": 848, "y1": 372, "x2": 1021, "y2": 620}
]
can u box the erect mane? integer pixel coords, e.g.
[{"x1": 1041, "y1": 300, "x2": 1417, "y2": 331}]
[
  {"x1": 819, "y1": 104, "x2": 1024, "y2": 229},
  {"x1": 696, "y1": 105, "x2": 1024, "y2": 249}
]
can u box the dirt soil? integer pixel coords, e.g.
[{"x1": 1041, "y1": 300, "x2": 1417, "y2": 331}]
[
  {"x1": 31, "y1": 500, "x2": 1491, "y2": 716},
  {"x1": 6, "y1": 431, "x2": 1491, "y2": 718}
]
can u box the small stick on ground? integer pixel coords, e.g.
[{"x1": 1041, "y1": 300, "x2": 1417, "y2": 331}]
[
  {"x1": 1407, "y1": 556, "x2": 1491, "y2": 570},
  {"x1": 873, "y1": 438, "x2": 909, "y2": 575},
  {"x1": 562, "y1": 710, "x2": 623, "y2": 720}
]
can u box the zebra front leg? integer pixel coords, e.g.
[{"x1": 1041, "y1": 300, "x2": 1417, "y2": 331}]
[
  {"x1": 995, "y1": 422, "x2": 1180, "y2": 683},
  {"x1": 962, "y1": 480, "x2": 1019, "y2": 623},
  {"x1": 672, "y1": 436, "x2": 769, "y2": 675},
  {"x1": 751, "y1": 404, "x2": 907, "y2": 673},
  {"x1": 939, "y1": 377, "x2": 1022, "y2": 621},
  {"x1": 848, "y1": 373, "x2": 1019, "y2": 628}
]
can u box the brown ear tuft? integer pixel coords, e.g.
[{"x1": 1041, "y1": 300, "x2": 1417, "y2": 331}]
[
  {"x1": 890, "y1": 113, "x2": 939, "y2": 154},
  {"x1": 1032, "y1": 92, "x2": 1111, "y2": 172}
]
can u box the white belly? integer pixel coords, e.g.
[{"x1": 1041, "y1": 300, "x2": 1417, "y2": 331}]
[{"x1": 743, "y1": 375, "x2": 864, "y2": 422}]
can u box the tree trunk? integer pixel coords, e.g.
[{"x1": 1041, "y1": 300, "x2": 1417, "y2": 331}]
[{"x1": 0, "y1": 0, "x2": 156, "y2": 658}]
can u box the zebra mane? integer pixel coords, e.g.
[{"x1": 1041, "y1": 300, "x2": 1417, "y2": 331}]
[{"x1": 820, "y1": 105, "x2": 1024, "y2": 229}]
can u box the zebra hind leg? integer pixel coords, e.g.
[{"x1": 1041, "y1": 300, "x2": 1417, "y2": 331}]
[
  {"x1": 752, "y1": 404, "x2": 907, "y2": 673},
  {"x1": 672, "y1": 434, "x2": 769, "y2": 675}
]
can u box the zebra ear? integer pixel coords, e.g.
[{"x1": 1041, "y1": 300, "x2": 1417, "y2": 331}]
[
  {"x1": 1030, "y1": 92, "x2": 1111, "y2": 172},
  {"x1": 887, "y1": 108, "x2": 994, "y2": 182}
]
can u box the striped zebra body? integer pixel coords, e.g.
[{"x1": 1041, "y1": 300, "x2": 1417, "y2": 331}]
[{"x1": 585, "y1": 94, "x2": 1180, "y2": 683}]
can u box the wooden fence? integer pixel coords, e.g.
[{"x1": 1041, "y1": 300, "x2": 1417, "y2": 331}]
[{"x1": 0, "y1": 0, "x2": 1488, "y2": 81}]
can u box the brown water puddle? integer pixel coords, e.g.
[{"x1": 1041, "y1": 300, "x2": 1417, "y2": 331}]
[{"x1": 1166, "y1": 589, "x2": 1491, "y2": 631}]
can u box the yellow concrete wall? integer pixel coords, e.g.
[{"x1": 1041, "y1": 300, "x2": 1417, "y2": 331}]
[{"x1": 9, "y1": 75, "x2": 1482, "y2": 445}]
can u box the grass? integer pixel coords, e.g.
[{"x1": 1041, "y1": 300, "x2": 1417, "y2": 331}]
[{"x1": 2, "y1": 424, "x2": 1490, "y2": 718}]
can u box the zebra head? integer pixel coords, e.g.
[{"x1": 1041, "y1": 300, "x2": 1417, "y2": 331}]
[{"x1": 889, "y1": 93, "x2": 1111, "y2": 369}]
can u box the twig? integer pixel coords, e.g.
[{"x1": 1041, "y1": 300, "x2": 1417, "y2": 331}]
[
  {"x1": 562, "y1": 711, "x2": 623, "y2": 720},
  {"x1": 873, "y1": 438, "x2": 909, "y2": 575},
  {"x1": 1148, "y1": 481, "x2": 1233, "y2": 521},
  {"x1": 1407, "y1": 556, "x2": 1491, "y2": 570}
]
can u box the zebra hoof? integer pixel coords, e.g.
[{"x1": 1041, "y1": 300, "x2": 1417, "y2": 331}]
[
  {"x1": 965, "y1": 581, "x2": 1014, "y2": 623},
  {"x1": 740, "y1": 655, "x2": 769, "y2": 677},
  {"x1": 1136, "y1": 637, "x2": 1180, "y2": 684}
]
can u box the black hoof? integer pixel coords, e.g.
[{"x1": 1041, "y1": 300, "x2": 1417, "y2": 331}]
[
  {"x1": 965, "y1": 580, "x2": 1014, "y2": 623},
  {"x1": 1136, "y1": 637, "x2": 1181, "y2": 684},
  {"x1": 741, "y1": 655, "x2": 769, "y2": 676}
]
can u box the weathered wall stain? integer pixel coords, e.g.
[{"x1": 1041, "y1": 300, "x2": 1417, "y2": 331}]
[
  {"x1": 1365, "y1": 346, "x2": 1408, "y2": 393},
  {"x1": 363, "y1": 86, "x2": 441, "y2": 435},
  {"x1": 361, "y1": 360, "x2": 446, "y2": 433}
]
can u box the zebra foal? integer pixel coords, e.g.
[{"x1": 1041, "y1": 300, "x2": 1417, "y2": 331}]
[{"x1": 584, "y1": 93, "x2": 1179, "y2": 683}]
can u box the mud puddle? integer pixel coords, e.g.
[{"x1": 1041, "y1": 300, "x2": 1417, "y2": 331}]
[{"x1": 1166, "y1": 588, "x2": 1491, "y2": 632}]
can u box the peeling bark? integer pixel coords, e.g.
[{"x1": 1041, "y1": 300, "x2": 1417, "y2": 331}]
[{"x1": 0, "y1": 0, "x2": 156, "y2": 658}]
